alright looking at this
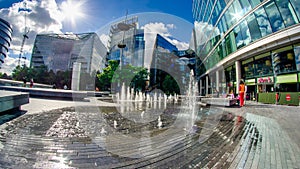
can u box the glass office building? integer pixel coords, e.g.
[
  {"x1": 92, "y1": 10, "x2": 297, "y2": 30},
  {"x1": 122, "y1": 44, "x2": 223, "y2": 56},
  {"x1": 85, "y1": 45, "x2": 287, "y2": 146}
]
[
  {"x1": 192, "y1": 0, "x2": 300, "y2": 97},
  {"x1": 31, "y1": 33, "x2": 107, "y2": 90},
  {"x1": 107, "y1": 16, "x2": 145, "y2": 67},
  {"x1": 31, "y1": 33, "x2": 106, "y2": 74},
  {"x1": 0, "y1": 18, "x2": 13, "y2": 68}
]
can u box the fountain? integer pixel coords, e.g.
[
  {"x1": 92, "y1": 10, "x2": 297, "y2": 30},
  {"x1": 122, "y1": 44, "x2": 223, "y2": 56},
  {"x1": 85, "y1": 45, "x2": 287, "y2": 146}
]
[
  {"x1": 113, "y1": 120, "x2": 118, "y2": 129},
  {"x1": 157, "y1": 115, "x2": 163, "y2": 129}
]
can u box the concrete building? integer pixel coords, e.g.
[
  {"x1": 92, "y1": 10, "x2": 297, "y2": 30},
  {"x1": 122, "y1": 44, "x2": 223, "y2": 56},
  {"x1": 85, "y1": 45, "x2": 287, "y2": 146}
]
[
  {"x1": 192, "y1": 0, "x2": 300, "y2": 98},
  {"x1": 0, "y1": 18, "x2": 13, "y2": 68}
]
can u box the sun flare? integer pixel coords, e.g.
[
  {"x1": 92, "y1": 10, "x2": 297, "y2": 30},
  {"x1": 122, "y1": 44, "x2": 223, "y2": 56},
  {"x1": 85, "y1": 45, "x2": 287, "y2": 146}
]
[{"x1": 60, "y1": 0, "x2": 85, "y2": 24}]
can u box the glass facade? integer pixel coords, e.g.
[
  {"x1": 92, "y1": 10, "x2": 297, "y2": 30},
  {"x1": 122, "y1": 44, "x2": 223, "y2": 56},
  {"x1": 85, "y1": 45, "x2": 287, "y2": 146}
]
[
  {"x1": 31, "y1": 33, "x2": 107, "y2": 74},
  {"x1": 107, "y1": 16, "x2": 141, "y2": 67},
  {"x1": 192, "y1": 0, "x2": 300, "y2": 95},
  {"x1": 0, "y1": 18, "x2": 12, "y2": 67}
]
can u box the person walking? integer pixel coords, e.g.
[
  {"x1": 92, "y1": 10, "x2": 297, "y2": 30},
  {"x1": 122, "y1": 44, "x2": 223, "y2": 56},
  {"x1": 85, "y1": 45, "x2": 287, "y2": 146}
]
[
  {"x1": 239, "y1": 80, "x2": 245, "y2": 107},
  {"x1": 29, "y1": 78, "x2": 34, "y2": 88}
]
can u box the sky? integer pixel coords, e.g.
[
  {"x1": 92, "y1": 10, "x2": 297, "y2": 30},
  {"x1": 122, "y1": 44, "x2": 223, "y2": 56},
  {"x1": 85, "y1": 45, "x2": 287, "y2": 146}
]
[{"x1": 0, "y1": 0, "x2": 195, "y2": 75}]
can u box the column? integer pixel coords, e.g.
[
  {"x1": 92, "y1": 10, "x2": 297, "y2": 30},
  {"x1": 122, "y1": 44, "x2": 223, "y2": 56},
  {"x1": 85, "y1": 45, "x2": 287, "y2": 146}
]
[
  {"x1": 206, "y1": 75, "x2": 209, "y2": 96},
  {"x1": 235, "y1": 61, "x2": 242, "y2": 94},
  {"x1": 71, "y1": 62, "x2": 81, "y2": 91},
  {"x1": 216, "y1": 70, "x2": 219, "y2": 92},
  {"x1": 199, "y1": 79, "x2": 202, "y2": 96}
]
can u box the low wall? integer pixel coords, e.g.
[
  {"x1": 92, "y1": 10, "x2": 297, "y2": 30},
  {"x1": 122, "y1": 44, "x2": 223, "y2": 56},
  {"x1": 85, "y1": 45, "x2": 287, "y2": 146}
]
[
  {"x1": 201, "y1": 97, "x2": 237, "y2": 107},
  {"x1": 0, "y1": 91, "x2": 29, "y2": 112}
]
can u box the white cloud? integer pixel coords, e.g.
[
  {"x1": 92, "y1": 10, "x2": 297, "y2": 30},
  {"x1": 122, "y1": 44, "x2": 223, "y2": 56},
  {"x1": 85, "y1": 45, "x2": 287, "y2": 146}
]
[
  {"x1": 141, "y1": 22, "x2": 189, "y2": 50},
  {"x1": 142, "y1": 22, "x2": 171, "y2": 37},
  {"x1": 0, "y1": 0, "x2": 64, "y2": 74},
  {"x1": 194, "y1": 21, "x2": 220, "y2": 46},
  {"x1": 0, "y1": 55, "x2": 30, "y2": 75}
]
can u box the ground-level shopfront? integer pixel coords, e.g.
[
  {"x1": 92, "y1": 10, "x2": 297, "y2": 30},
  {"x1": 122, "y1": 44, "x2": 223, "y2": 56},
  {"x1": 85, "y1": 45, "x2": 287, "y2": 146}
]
[{"x1": 199, "y1": 44, "x2": 300, "y2": 100}]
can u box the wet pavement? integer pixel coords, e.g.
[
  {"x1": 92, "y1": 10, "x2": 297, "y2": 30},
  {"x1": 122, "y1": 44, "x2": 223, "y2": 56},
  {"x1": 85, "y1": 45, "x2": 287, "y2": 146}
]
[{"x1": 0, "y1": 98, "x2": 299, "y2": 168}]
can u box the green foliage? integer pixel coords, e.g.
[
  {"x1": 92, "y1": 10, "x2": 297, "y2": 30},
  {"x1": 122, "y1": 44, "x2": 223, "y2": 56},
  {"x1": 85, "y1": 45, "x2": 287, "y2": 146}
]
[
  {"x1": 0, "y1": 72, "x2": 10, "y2": 79},
  {"x1": 12, "y1": 65, "x2": 34, "y2": 81},
  {"x1": 96, "y1": 60, "x2": 149, "y2": 91},
  {"x1": 11, "y1": 65, "x2": 72, "y2": 89},
  {"x1": 162, "y1": 75, "x2": 180, "y2": 95}
]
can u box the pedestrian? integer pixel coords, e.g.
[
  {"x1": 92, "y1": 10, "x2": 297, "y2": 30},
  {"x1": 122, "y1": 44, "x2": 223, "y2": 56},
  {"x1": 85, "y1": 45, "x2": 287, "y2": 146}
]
[
  {"x1": 29, "y1": 78, "x2": 34, "y2": 88},
  {"x1": 22, "y1": 77, "x2": 26, "y2": 87},
  {"x1": 239, "y1": 80, "x2": 245, "y2": 107}
]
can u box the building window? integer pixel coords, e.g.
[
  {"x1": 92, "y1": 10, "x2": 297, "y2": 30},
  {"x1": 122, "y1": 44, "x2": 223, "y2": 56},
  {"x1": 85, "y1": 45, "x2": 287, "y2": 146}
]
[
  {"x1": 264, "y1": 1, "x2": 285, "y2": 32},
  {"x1": 246, "y1": 13, "x2": 262, "y2": 42},
  {"x1": 272, "y1": 46, "x2": 297, "y2": 74},
  {"x1": 289, "y1": 0, "x2": 300, "y2": 22},
  {"x1": 254, "y1": 7, "x2": 273, "y2": 37},
  {"x1": 276, "y1": 0, "x2": 299, "y2": 26}
]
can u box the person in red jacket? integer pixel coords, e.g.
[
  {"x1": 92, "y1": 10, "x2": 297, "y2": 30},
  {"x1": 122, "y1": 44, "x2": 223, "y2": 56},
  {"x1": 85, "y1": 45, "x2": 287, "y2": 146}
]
[{"x1": 239, "y1": 80, "x2": 245, "y2": 107}]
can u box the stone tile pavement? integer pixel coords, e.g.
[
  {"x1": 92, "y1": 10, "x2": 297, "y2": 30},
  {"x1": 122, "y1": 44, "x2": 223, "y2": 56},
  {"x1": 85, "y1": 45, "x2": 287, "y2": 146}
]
[{"x1": 0, "y1": 98, "x2": 299, "y2": 168}]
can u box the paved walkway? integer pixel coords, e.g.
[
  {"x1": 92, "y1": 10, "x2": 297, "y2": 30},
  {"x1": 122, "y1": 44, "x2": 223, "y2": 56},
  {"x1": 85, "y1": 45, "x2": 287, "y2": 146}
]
[{"x1": 0, "y1": 98, "x2": 299, "y2": 168}]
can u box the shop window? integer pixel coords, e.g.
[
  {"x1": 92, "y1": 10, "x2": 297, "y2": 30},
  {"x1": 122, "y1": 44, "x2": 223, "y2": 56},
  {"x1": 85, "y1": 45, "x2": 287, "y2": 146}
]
[
  {"x1": 254, "y1": 56, "x2": 273, "y2": 76},
  {"x1": 242, "y1": 57, "x2": 255, "y2": 79},
  {"x1": 272, "y1": 47, "x2": 297, "y2": 74},
  {"x1": 264, "y1": 1, "x2": 285, "y2": 32}
]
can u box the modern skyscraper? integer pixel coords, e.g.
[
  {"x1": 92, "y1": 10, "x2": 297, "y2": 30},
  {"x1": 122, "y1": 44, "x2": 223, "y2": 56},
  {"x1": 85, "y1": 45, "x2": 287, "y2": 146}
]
[
  {"x1": 0, "y1": 18, "x2": 13, "y2": 68},
  {"x1": 192, "y1": 0, "x2": 300, "y2": 97}
]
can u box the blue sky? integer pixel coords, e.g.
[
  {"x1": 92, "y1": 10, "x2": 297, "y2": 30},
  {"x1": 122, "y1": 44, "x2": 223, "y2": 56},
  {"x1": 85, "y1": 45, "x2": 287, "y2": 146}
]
[{"x1": 0, "y1": 0, "x2": 195, "y2": 74}]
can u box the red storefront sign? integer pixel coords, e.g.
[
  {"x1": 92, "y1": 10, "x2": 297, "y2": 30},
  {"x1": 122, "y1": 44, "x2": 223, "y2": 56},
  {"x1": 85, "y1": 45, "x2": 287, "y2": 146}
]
[{"x1": 286, "y1": 94, "x2": 291, "y2": 101}]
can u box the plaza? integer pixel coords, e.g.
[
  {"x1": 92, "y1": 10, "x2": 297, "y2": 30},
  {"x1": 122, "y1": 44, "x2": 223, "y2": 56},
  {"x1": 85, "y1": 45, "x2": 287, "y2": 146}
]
[
  {"x1": 0, "y1": 0, "x2": 300, "y2": 168},
  {"x1": 0, "y1": 95, "x2": 299, "y2": 168}
]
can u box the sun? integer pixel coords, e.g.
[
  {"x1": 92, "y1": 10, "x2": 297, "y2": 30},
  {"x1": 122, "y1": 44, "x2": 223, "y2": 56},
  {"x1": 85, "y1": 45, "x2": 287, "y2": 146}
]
[{"x1": 60, "y1": 0, "x2": 85, "y2": 25}]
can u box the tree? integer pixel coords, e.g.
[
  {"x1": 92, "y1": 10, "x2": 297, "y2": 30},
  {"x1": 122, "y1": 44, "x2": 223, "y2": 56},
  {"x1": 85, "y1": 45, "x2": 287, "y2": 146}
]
[
  {"x1": 96, "y1": 60, "x2": 149, "y2": 92},
  {"x1": 12, "y1": 65, "x2": 34, "y2": 81},
  {"x1": 162, "y1": 75, "x2": 180, "y2": 95}
]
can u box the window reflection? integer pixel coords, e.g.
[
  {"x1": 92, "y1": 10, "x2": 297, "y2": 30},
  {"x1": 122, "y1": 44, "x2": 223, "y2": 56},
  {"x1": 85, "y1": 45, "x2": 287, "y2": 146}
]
[
  {"x1": 272, "y1": 48, "x2": 297, "y2": 74},
  {"x1": 246, "y1": 14, "x2": 262, "y2": 42},
  {"x1": 289, "y1": 0, "x2": 300, "y2": 21},
  {"x1": 264, "y1": 1, "x2": 285, "y2": 32},
  {"x1": 275, "y1": 0, "x2": 299, "y2": 27},
  {"x1": 249, "y1": 0, "x2": 261, "y2": 8},
  {"x1": 242, "y1": 54, "x2": 273, "y2": 79},
  {"x1": 254, "y1": 7, "x2": 272, "y2": 37}
]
